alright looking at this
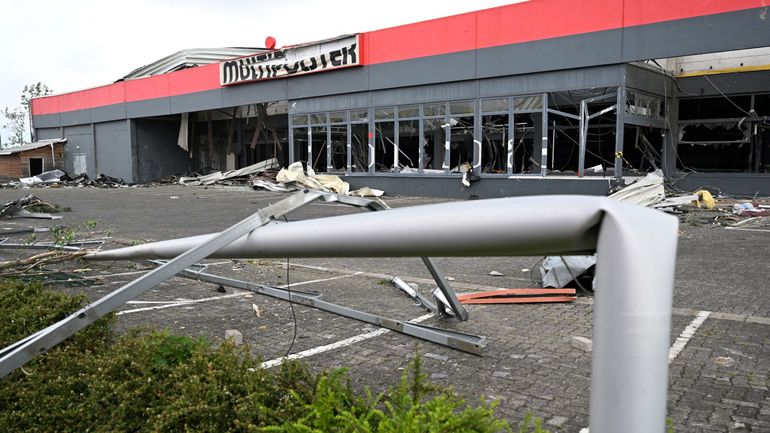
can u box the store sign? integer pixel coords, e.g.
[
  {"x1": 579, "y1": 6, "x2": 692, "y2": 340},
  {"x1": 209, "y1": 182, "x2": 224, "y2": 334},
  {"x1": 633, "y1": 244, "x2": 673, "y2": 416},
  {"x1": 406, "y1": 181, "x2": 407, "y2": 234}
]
[{"x1": 220, "y1": 34, "x2": 360, "y2": 86}]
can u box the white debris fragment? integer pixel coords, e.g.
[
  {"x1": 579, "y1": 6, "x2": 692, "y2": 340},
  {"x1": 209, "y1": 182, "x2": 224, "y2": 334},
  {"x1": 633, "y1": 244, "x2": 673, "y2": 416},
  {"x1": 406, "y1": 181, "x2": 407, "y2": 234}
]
[
  {"x1": 488, "y1": 270, "x2": 504, "y2": 277},
  {"x1": 252, "y1": 304, "x2": 262, "y2": 318},
  {"x1": 571, "y1": 336, "x2": 593, "y2": 352}
]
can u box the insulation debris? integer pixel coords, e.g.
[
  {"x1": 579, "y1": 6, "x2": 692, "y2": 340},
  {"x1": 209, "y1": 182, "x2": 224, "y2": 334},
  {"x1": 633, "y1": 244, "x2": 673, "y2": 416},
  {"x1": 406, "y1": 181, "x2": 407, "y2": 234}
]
[
  {"x1": 608, "y1": 170, "x2": 665, "y2": 207},
  {"x1": 250, "y1": 161, "x2": 385, "y2": 197}
]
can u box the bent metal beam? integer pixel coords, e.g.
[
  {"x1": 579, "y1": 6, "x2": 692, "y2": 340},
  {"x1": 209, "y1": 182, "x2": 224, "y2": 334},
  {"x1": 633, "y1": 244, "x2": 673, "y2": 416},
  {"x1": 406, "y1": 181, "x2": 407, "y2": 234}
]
[
  {"x1": 89, "y1": 195, "x2": 679, "y2": 433},
  {"x1": 2, "y1": 195, "x2": 677, "y2": 433}
]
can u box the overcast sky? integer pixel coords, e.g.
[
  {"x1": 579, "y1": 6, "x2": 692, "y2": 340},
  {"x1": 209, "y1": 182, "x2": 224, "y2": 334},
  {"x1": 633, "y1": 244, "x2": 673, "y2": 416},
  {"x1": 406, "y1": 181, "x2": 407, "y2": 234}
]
[{"x1": 0, "y1": 0, "x2": 522, "y2": 143}]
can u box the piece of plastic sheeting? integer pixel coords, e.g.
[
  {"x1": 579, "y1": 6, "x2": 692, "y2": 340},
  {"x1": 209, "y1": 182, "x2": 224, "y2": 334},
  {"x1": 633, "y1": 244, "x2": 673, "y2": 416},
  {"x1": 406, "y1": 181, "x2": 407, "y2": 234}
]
[{"x1": 540, "y1": 255, "x2": 596, "y2": 288}]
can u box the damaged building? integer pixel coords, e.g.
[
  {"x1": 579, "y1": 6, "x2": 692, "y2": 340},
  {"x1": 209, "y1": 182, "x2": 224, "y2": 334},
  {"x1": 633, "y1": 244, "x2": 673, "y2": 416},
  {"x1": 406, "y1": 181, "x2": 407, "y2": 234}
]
[{"x1": 30, "y1": 0, "x2": 770, "y2": 196}]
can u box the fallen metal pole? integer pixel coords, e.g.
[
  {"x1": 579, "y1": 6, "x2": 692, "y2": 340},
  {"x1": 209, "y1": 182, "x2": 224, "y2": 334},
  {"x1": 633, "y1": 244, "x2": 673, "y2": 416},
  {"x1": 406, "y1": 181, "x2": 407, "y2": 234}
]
[
  {"x1": 0, "y1": 190, "x2": 324, "y2": 379},
  {"x1": 87, "y1": 195, "x2": 678, "y2": 433},
  {"x1": 179, "y1": 269, "x2": 485, "y2": 355}
]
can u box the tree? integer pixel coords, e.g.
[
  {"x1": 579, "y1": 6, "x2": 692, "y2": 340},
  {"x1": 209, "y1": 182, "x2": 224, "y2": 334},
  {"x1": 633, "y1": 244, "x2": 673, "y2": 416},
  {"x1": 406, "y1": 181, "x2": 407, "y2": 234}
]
[{"x1": 1, "y1": 82, "x2": 53, "y2": 147}]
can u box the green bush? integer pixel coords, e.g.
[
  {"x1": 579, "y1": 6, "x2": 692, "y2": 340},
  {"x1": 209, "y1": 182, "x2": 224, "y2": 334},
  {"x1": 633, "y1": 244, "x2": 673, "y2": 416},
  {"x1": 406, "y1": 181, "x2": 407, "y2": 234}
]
[{"x1": 0, "y1": 282, "x2": 543, "y2": 432}]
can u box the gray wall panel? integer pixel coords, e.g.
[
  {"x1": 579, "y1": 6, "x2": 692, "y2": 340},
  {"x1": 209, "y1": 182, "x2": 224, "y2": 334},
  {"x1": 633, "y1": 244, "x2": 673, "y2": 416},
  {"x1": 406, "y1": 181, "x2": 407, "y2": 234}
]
[
  {"x1": 127, "y1": 98, "x2": 171, "y2": 118},
  {"x1": 291, "y1": 92, "x2": 371, "y2": 114},
  {"x1": 32, "y1": 114, "x2": 61, "y2": 129},
  {"x1": 60, "y1": 109, "x2": 91, "y2": 127},
  {"x1": 476, "y1": 29, "x2": 624, "y2": 79},
  {"x1": 134, "y1": 119, "x2": 191, "y2": 183},
  {"x1": 222, "y1": 80, "x2": 288, "y2": 107},
  {"x1": 372, "y1": 81, "x2": 478, "y2": 106},
  {"x1": 369, "y1": 51, "x2": 476, "y2": 90},
  {"x1": 36, "y1": 128, "x2": 63, "y2": 140},
  {"x1": 94, "y1": 120, "x2": 133, "y2": 181},
  {"x1": 169, "y1": 89, "x2": 223, "y2": 114},
  {"x1": 624, "y1": 64, "x2": 673, "y2": 96},
  {"x1": 90, "y1": 103, "x2": 127, "y2": 123},
  {"x1": 63, "y1": 124, "x2": 95, "y2": 176},
  {"x1": 287, "y1": 67, "x2": 369, "y2": 100},
  {"x1": 478, "y1": 65, "x2": 623, "y2": 97},
  {"x1": 622, "y1": 8, "x2": 770, "y2": 62}
]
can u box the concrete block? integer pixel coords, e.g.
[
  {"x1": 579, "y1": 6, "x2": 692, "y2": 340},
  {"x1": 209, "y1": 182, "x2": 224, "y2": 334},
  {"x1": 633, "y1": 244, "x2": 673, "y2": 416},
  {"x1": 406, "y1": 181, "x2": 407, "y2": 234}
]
[{"x1": 225, "y1": 329, "x2": 243, "y2": 345}]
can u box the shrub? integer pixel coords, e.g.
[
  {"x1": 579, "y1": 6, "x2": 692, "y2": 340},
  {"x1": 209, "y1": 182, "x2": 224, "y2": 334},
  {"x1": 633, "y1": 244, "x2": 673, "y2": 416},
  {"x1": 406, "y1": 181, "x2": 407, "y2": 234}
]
[{"x1": 0, "y1": 282, "x2": 533, "y2": 432}]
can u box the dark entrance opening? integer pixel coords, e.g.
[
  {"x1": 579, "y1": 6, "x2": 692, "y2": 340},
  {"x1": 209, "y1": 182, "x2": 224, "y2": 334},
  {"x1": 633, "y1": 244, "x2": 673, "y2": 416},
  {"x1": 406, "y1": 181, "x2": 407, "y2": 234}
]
[{"x1": 29, "y1": 158, "x2": 43, "y2": 176}]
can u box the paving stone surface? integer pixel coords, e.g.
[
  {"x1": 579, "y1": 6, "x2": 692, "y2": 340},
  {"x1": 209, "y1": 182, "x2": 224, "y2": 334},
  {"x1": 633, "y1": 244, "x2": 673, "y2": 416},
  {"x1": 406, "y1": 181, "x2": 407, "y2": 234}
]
[{"x1": 1, "y1": 185, "x2": 768, "y2": 432}]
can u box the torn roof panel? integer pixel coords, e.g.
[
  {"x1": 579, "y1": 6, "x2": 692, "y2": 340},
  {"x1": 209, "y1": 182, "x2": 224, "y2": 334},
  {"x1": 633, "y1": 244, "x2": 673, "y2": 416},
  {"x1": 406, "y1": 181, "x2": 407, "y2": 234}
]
[
  {"x1": 0, "y1": 138, "x2": 67, "y2": 155},
  {"x1": 121, "y1": 47, "x2": 265, "y2": 80}
]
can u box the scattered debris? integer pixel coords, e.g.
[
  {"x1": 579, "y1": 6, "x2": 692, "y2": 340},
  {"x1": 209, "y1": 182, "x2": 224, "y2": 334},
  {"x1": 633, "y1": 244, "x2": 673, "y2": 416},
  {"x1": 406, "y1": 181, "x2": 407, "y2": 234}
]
[
  {"x1": 250, "y1": 161, "x2": 385, "y2": 197},
  {"x1": 252, "y1": 303, "x2": 262, "y2": 318},
  {"x1": 179, "y1": 158, "x2": 280, "y2": 186},
  {"x1": 19, "y1": 169, "x2": 67, "y2": 187},
  {"x1": 224, "y1": 329, "x2": 243, "y2": 345},
  {"x1": 732, "y1": 202, "x2": 770, "y2": 217},
  {"x1": 456, "y1": 288, "x2": 576, "y2": 304},
  {"x1": 571, "y1": 336, "x2": 593, "y2": 352},
  {"x1": 2, "y1": 170, "x2": 128, "y2": 189},
  {"x1": 1, "y1": 194, "x2": 64, "y2": 220},
  {"x1": 215, "y1": 284, "x2": 226, "y2": 293},
  {"x1": 488, "y1": 270, "x2": 504, "y2": 277}
]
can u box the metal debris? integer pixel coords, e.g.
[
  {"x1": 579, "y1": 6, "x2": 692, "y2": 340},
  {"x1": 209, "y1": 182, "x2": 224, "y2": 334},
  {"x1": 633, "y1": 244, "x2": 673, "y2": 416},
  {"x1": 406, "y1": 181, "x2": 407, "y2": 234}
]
[
  {"x1": 178, "y1": 158, "x2": 280, "y2": 186},
  {"x1": 0, "y1": 194, "x2": 63, "y2": 220}
]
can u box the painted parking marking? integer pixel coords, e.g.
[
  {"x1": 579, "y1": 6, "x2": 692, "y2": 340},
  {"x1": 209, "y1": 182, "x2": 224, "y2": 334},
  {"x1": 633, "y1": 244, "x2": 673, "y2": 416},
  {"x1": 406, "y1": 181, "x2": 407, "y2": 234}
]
[
  {"x1": 668, "y1": 310, "x2": 711, "y2": 362},
  {"x1": 260, "y1": 313, "x2": 434, "y2": 369}
]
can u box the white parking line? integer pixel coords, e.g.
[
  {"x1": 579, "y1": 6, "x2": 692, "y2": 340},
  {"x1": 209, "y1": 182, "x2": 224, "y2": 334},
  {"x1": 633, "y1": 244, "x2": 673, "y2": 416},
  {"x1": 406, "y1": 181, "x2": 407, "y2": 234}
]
[
  {"x1": 668, "y1": 310, "x2": 711, "y2": 362},
  {"x1": 260, "y1": 313, "x2": 434, "y2": 369},
  {"x1": 117, "y1": 293, "x2": 246, "y2": 315}
]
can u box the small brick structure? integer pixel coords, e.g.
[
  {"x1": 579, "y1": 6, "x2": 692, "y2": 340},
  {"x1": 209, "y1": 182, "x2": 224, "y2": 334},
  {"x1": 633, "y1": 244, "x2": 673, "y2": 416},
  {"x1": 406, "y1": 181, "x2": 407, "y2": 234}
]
[{"x1": 0, "y1": 139, "x2": 66, "y2": 178}]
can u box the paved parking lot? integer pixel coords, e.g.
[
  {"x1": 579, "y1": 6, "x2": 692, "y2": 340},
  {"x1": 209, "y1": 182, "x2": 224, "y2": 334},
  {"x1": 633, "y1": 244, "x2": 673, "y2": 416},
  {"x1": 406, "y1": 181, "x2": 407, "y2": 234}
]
[{"x1": 1, "y1": 185, "x2": 768, "y2": 432}]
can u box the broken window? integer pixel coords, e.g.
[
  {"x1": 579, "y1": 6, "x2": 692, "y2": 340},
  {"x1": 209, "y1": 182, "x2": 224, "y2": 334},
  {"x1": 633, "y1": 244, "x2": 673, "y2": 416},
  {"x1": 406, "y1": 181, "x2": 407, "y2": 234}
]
[
  {"x1": 310, "y1": 125, "x2": 328, "y2": 172},
  {"x1": 329, "y1": 112, "x2": 347, "y2": 172},
  {"x1": 481, "y1": 98, "x2": 509, "y2": 173},
  {"x1": 350, "y1": 110, "x2": 369, "y2": 172},
  {"x1": 448, "y1": 101, "x2": 475, "y2": 172},
  {"x1": 422, "y1": 117, "x2": 446, "y2": 171},
  {"x1": 397, "y1": 106, "x2": 420, "y2": 171},
  {"x1": 291, "y1": 115, "x2": 309, "y2": 169},
  {"x1": 374, "y1": 107, "x2": 396, "y2": 172},
  {"x1": 677, "y1": 94, "x2": 767, "y2": 172}
]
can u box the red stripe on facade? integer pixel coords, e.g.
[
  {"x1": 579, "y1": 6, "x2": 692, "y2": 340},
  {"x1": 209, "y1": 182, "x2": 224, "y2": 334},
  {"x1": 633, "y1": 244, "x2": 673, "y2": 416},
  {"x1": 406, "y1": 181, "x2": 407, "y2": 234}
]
[{"x1": 31, "y1": 0, "x2": 766, "y2": 116}]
